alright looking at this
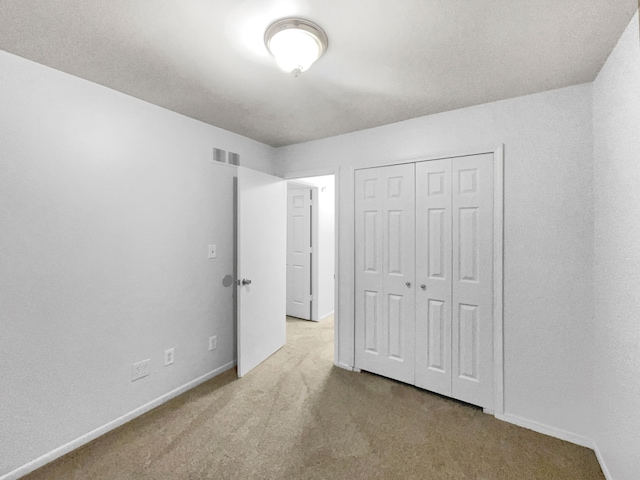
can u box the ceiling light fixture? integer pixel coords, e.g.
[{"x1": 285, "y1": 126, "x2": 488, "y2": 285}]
[{"x1": 264, "y1": 18, "x2": 328, "y2": 76}]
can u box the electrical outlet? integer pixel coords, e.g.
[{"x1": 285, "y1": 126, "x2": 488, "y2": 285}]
[
  {"x1": 164, "y1": 347, "x2": 175, "y2": 366},
  {"x1": 208, "y1": 245, "x2": 217, "y2": 259},
  {"x1": 208, "y1": 335, "x2": 217, "y2": 351},
  {"x1": 131, "y1": 359, "x2": 150, "y2": 381}
]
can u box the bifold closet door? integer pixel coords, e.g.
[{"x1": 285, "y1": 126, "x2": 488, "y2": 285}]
[
  {"x1": 415, "y1": 160, "x2": 453, "y2": 397},
  {"x1": 450, "y1": 154, "x2": 494, "y2": 409},
  {"x1": 355, "y1": 164, "x2": 416, "y2": 384},
  {"x1": 355, "y1": 154, "x2": 495, "y2": 410},
  {"x1": 415, "y1": 153, "x2": 494, "y2": 409}
]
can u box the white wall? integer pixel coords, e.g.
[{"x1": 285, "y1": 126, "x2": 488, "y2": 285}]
[
  {"x1": 592, "y1": 11, "x2": 640, "y2": 479},
  {"x1": 6, "y1": 18, "x2": 635, "y2": 475},
  {"x1": 275, "y1": 84, "x2": 594, "y2": 443},
  {"x1": 0, "y1": 50, "x2": 275, "y2": 478},
  {"x1": 294, "y1": 176, "x2": 335, "y2": 320}
]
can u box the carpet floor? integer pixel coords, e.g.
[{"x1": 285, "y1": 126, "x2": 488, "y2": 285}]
[{"x1": 24, "y1": 316, "x2": 603, "y2": 479}]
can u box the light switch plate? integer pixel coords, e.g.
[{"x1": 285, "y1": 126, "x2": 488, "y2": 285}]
[{"x1": 208, "y1": 245, "x2": 217, "y2": 259}]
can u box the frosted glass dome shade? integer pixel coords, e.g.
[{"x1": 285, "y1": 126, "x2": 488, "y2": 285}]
[{"x1": 265, "y1": 19, "x2": 328, "y2": 75}]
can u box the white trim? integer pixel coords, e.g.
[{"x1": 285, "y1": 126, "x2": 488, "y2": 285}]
[
  {"x1": 594, "y1": 444, "x2": 613, "y2": 480},
  {"x1": 334, "y1": 170, "x2": 340, "y2": 367},
  {"x1": 493, "y1": 145, "x2": 505, "y2": 415},
  {"x1": 335, "y1": 361, "x2": 355, "y2": 371},
  {"x1": 320, "y1": 310, "x2": 335, "y2": 321},
  {"x1": 284, "y1": 167, "x2": 340, "y2": 180},
  {"x1": 1, "y1": 361, "x2": 236, "y2": 480},
  {"x1": 495, "y1": 412, "x2": 594, "y2": 449},
  {"x1": 284, "y1": 167, "x2": 340, "y2": 368},
  {"x1": 310, "y1": 185, "x2": 320, "y2": 321},
  {"x1": 351, "y1": 145, "x2": 501, "y2": 172}
]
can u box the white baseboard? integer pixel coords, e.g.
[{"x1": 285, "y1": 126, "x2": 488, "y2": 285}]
[
  {"x1": 593, "y1": 444, "x2": 613, "y2": 480},
  {"x1": 320, "y1": 311, "x2": 335, "y2": 321},
  {"x1": 1, "y1": 361, "x2": 236, "y2": 480},
  {"x1": 335, "y1": 361, "x2": 354, "y2": 371},
  {"x1": 495, "y1": 412, "x2": 594, "y2": 449}
]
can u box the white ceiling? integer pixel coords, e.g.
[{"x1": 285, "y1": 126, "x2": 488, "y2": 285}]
[{"x1": 0, "y1": 1, "x2": 636, "y2": 147}]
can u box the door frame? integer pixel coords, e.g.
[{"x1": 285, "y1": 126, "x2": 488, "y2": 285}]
[
  {"x1": 352, "y1": 145, "x2": 504, "y2": 415},
  {"x1": 284, "y1": 167, "x2": 340, "y2": 366},
  {"x1": 286, "y1": 180, "x2": 319, "y2": 321}
]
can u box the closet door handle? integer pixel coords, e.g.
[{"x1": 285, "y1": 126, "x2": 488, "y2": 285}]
[
  {"x1": 405, "y1": 282, "x2": 411, "y2": 288},
  {"x1": 421, "y1": 284, "x2": 426, "y2": 290}
]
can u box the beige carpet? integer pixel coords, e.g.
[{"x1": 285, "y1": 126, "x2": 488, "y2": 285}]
[{"x1": 24, "y1": 316, "x2": 603, "y2": 479}]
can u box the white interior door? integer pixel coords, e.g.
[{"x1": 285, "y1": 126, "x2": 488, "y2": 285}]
[
  {"x1": 451, "y1": 154, "x2": 494, "y2": 409},
  {"x1": 415, "y1": 159, "x2": 453, "y2": 397},
  {"x1": 237, "y1": 167, "x2": 286, "y2": 377},
  {"x1": 286, "y1": 186, "x2": 312, "y2": 319},
  {"x1": 354, "y1": 164, "x2": 416, "y2": 384}
]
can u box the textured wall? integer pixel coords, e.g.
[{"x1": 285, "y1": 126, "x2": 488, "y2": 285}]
[
  {"x1": 592, "y1": 11, "x2": 640, "y2": 479},
  {"x1": 0, "y1": 50, "x2": 275, "y2": 477},
  {"x1": 276, "y1": 84, "x2": 594, "y2": 443}
]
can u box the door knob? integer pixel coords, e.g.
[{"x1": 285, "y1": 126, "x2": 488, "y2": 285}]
[
  {"x1": 421, "y1": 284, "x2": 426, "y2": 290},
  {"x1": 241, "y1": 278, "x2": 252, "y2": 286},
  {"x1": 406, "y1": 282, "x2": 411, "y2": 288}
]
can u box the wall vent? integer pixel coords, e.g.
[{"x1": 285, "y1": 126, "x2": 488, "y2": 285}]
[
  {"x1": 228, "y1": 152, "x2": 240, "y2": 166},
  {"x1": 213, "y1": 148, "x2": 226, "y2": 163}
]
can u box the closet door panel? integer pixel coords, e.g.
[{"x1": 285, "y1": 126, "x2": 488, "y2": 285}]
[
  {"x1": 356, "y1": 172, "x2": 384, "y2": 359},
  {"x1": 383, "y1": 166, "x2": 416, "y2": 380},
  {"x1": 451, "y1": 154, "x2": 494, "y2": 409},
  {"x1": 355, "y1": 164, "x2": 415, "y2": 384},
  {"x1": 415, "y1": 160, "x2": 452, "y2": 396}
]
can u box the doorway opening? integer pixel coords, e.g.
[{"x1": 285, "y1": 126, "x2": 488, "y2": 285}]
[{"x1": 285, "y1": 175, "x2": 335, "y2": 324}]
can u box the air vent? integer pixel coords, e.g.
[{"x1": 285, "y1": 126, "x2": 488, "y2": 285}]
[
  {"x1": 213, "y1": 148, "x2": 226, "y2": 163},
  {"x1": 228, "y1": 152, "x2": 240, "y2": 166}
]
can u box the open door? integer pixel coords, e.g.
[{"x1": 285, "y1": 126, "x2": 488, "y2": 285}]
[
  {"x1": 237, "y1": 167, "x2": 286, "y2": 377},
  {"x1": 286, "y1": 184, "x2": 313, "y2": 320}
]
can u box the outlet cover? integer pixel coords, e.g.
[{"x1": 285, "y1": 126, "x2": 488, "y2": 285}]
[
  {"x1": 131, "y1": 359, "x2": 150, "y2": 381},
  {"x1": 164, "y1": 347, "x2": 175, "y2": 366},
  {"x1": 208, "y1": 245, "x2": 217, "y2": 259},
  {"x1": 208, "y1": 335, "x2": 217, "y2": 351}
]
